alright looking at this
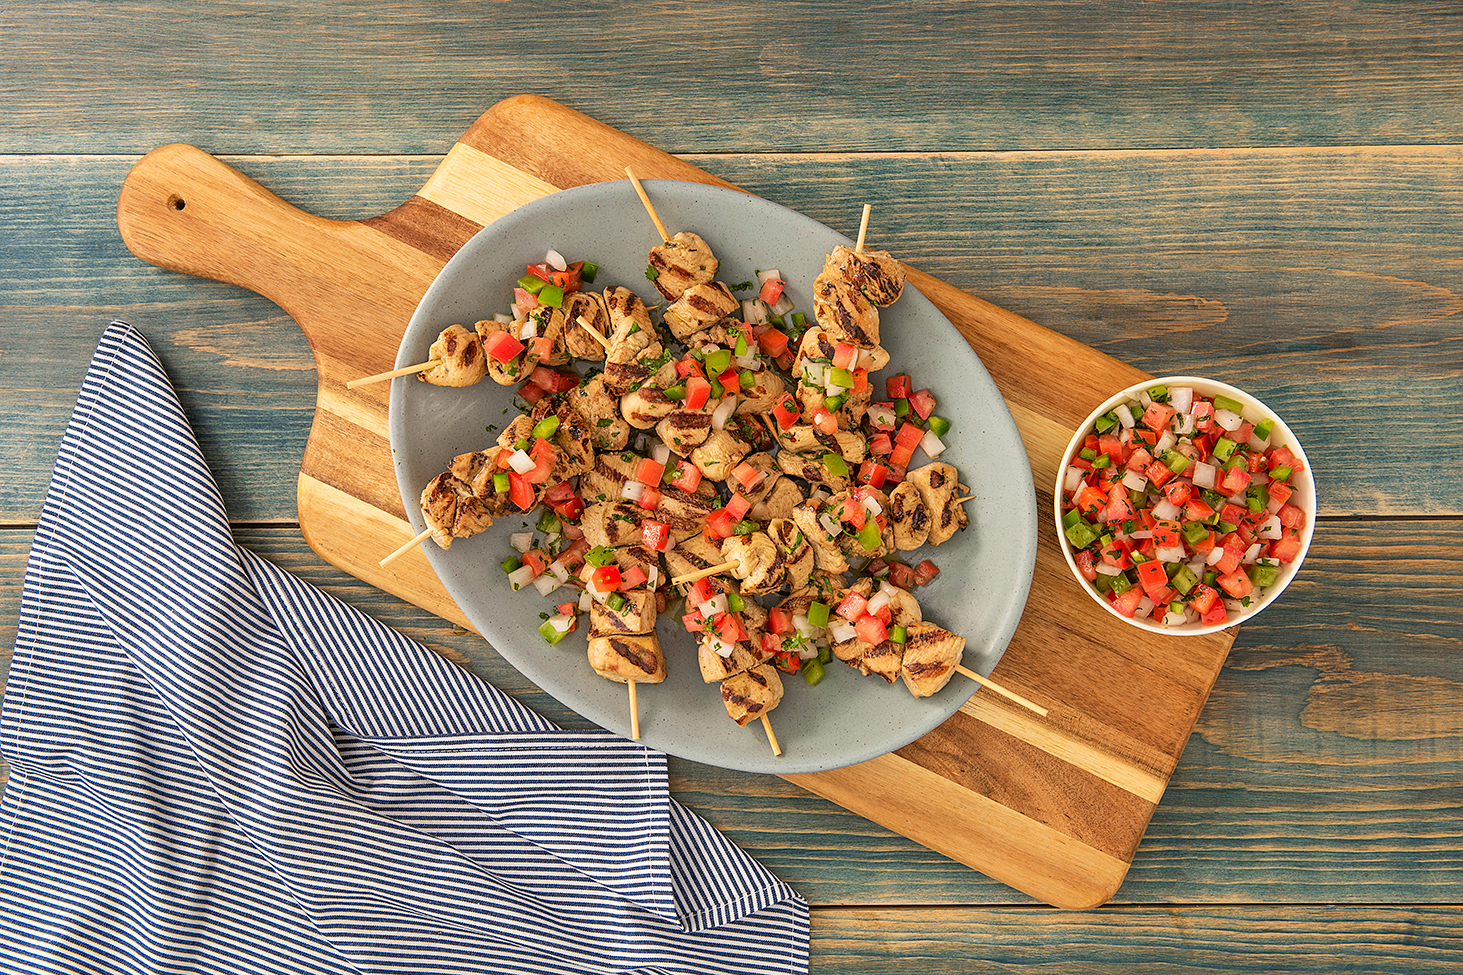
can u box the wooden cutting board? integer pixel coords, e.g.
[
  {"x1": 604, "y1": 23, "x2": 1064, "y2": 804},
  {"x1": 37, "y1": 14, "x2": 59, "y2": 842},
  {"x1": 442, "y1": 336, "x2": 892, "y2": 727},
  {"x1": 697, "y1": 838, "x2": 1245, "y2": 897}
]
[{"x1": 116, "y1": 94, "x2": 1235, "y2": 910}]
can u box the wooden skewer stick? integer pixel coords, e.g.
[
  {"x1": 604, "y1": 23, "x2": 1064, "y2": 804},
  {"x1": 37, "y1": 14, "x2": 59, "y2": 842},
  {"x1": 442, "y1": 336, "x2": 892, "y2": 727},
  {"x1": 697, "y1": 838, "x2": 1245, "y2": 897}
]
[
  {"x1": 853, "y1": 203, "x2": 872, "y2": 253},
  {"x1": 954, "y1": 665, "x2": 1048, "y2": 717},
  {"x1": 629, "y1": 680, "x2": 641, "y2": 740},
  {"x1": 954, "y1": 494, "x2": 976, "y2": 504},
  {"x1": 760, "y1": 714, "x2": 782, "y2": 756},
  {"x1": 625, "y1": 167, "x2": 672, "y2": 244},
  {"x1": 380, "y1": 526, "x2": 434, "y2": 568},
  {"x1": 576, "y1": 315, "x2": 614, "y2": 352},
  {"x1": 671, "y1": 560, "x2": 739, "y2": 586},
  {"x1": 347, "y1": 360, "x2": 437, "y2": 389}
]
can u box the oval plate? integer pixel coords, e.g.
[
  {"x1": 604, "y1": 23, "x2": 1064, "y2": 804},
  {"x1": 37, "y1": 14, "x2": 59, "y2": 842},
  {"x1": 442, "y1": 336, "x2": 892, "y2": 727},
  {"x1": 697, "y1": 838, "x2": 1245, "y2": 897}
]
[{"x1": 389, "y1": 180, "x2": 1037, "y2": 774}]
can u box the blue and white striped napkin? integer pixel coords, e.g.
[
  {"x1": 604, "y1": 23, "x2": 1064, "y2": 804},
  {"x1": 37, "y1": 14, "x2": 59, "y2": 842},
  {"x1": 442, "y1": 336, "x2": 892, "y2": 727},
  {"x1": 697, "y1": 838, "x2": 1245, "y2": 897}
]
[{"x1": 0, "y1": 321, "x2": 810, "y2": 975}]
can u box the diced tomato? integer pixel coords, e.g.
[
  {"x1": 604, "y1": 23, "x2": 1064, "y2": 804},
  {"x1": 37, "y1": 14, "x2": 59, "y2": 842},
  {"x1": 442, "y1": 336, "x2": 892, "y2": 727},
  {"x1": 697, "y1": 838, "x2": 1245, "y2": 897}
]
[
  {"x1": 527, "y1": 260, "x2": 584, "y2": 294},
  {"x1": 857, "y1": 460, "x2": 889, "y2": 489},
  {"x1": 1141, "y1": 401, "x2": 1177, "y2": 433},
  {"x1": 689, "y1": 576, "x2": 714, "y2": 605},
  {"x1": 888, "y1": 561, "x2": 917, "y2": 590},
  {"x1": 520, "y1": 549, "x2": 550, "y2": 578},
  {"x1": 1187, "y1": 583, "x2": 1220, "y2": 615},
  {"x1": 894, "y1": 421, "x2": 925, "y2": 449},
  {"x1": 704, "y1": 507, "x2": 738, "y2": 539},
  {"x1": 675, "y1": 355, "x2": 706, "y2": 380},
  {"x1": 811, "y1": 407, "x2": 838, "y2": 435},
  {"x1": 914, "y1": 559, "x2": 940, "y2": 586},
  {"x1": 641, "y1": 519, "x2": 672, "y2": 552},
  {"x1": 522, "y1": 438, "x2": 556, "y2": 484},
  {"x1": 513, "y1": 286, "x2": 540, "y2": 312},
  {"x1": 1271, "y1": 532, "x2": 1305, "y2": 563},
  {"x1": 682, "y1": 610, "x2": 708, "y2": 633},
  {"x1": 867, "y1": 431, "x2": 893, "y2": 456},
  {"x1": 633, "y1": 457, "x2": 664, "y2": 486},
  {"x1": 549, "y1": 492, "x2": 585, "y2": 522},
  {"x1": 835, "y1": 591, "x2": 868, "y2": 622},
  {"x1": 1190, "y1": 399, "x2": 1217, "y2": 433},
  {"x1": 773, "y1": 349, "x2": 795, "y2": 372},
  {"x1": 1184, "y1": 497, "x2": 1216, "y2": 522},
  {"x1": 1267, "y1": 445, "x2": 1303, "y2": 473},
  {"x1": 483, "y1": 329, "x2": 525, "y2": 363},
  {"x1": 1100, "y1": 534, "x2": 1133, "y2": 570},
  {"x1": 1220, "y1": 465, "x2": 1252, "y2": 493},
  {"x1": 668, "y1": 459, "x2": 702, "y2": 493},
  {"x1": 908, "y1": 389, "x2": 937, "y2": 420},
  {"x1": 1144, "y1": 460, "x2": 1176, "y2": 489},
  {"x1": 886, "y1": 374, "x2": 912, "y2": 399},
  {"x1": 1135, "y1": 559, "x2": 1167, "y2": 596},
  {"x1": 523, "y1": 366, "x2": 558, "y2": 393},
  {"x1": 1277, "y1": 503, "x2": 1307, "y2": 530},
  {"x1": 558, "y1": 537, "x2": 589, "y2": 571},
  {"x1": 1073, "y1": 548, "x2": 1099, "y2": 582},
  {"x1": 507, "y1": 471, "x2": 535, "y2": 511},
  {"x1": 851, "y1": 367, "x2": 870, "y2": 396},
  {"x1": 517, "y1": 380, "x2": 547, "y2": 405},
  {"x1": 832, "y1": 342, "x2": 858, "y2": 369},
  {"x1": 758, "y1": 275, "x2": 785, "y2": 305},
  {"x1": 591, "y1": 565, "x2": 622, "y2": 592},
  {"x1": 526, "y1": 335, "x2": 554, "y2": 364},
  {"x1": 772, "y1": 648, "x2": 800, "y2": 673},
  {"x1": 1267, "y1": 480, "x2": 1294, "y2": 508},
  {"x1": 854, "y1": 614, "x2": 888, "y2": 645},
  {"x1": 717, "y1": 367, "x2": 741, "y2": 393},
  {"x1": 1189, "y1": 529, "x2": 1217, "y2": 555},
  {"x1": 1212, "y1": 532, "x2": 1247, "y2": 575},
  {"x1": 768, "y1": 608, "x2": 794, "y2": 635},
  {"x1": 1124, "y1": 446, "x2": 1154, "y2": 474},
  {"x1": 1217, "y1": 568, "x2": 1255, "y2": 599},
  {"x1": 1199, "y1": 598, "x2": 1228, "y2": 626},
  {"x1": 730, "y1": 460, "x2": 766, "y2": 491},
  {"x1": 832, "y1": 495, "x2": 866, "y2": 530},
  {"x1": 772, "y1": 392, "x2": 801, "y2": 431},
  {"x1": 717, "y1": 614, "x2": 746, "y2": 645},
  {"x1": 684, "y1": 376, "x2": 712, "y2": 410},
  {"x1": 1072, "y1": 481, "x2": 1108, "y2": 518},
  {"x1": 725, "y1": 492, "x2": 753, "y2": 521},
  {"x1": 1111, "y1": 587, "x2": 1144, "y2": 618},
  {"x1": 757, "y1": 327, "x2": 789, "y2": 358},
  {"x1": 618, "y1": 565, "x2": 648, "y2": 591},
  {"x1": 1163, "y1": 481, "x2": 1192, "y2": 507}
]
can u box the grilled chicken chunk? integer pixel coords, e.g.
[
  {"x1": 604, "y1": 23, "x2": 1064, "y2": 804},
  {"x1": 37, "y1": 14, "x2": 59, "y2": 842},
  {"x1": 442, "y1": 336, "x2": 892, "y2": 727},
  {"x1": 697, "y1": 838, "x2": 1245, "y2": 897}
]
[
  {"x1": 793, "y1": 325, "x2": 890, "y2": 375},
  {"x1": 653, "y1": 486, "x2": 719, "y2": 541},
  {"x1": 663, "y1": 281, "x2": 740, "y2": 340},
  {"x1": 690, "y1": 429, "x2": 750, "y2": 482},
  {"x1": 887, "y1": 480, "x2": 932, "y2": 551},
  {"x1": 728, "y1": 451, "x2": 780, "y2": 506},
  {"x1": 587, "y1": 633, "x2": 667, "y2": 685},
  {"x1": 475, "y1": 319, "x2": 535, "y2": 386},
  {"x1": 418, "y1": 323, "x2": 486, "y2": 387},
  {"x1": 580, "y1": 500, "x2": 647, "y2": 549},
  {"x1": 620, "y1": 383, "x2": 683, "y2": 429},
  {"x1": 664, "y1": 532, "x2": 726, "y2": 585},
  {"x1": 752, "y1": 477, "x2": 805, "y2": 522},
  {"x1": 905, "y1": 462, "x2": 969, "y2": 545},
  {"x1": 767, "y1": 517, "x2": 814, "y2": 592},
  {"x1": 791, "y1": 498, "x2": 851, "y2": 574},
  {"x1": 720, "y1": 532, "x2": 781, "y2": 595},
  {"x1": 648, "y1": 231, "x2": 718, "y2": 301},
  {"x1": 657, "y1": 411, "x2": 713, "y2": 457},
  {"x1": 829, "y1": 581, "x2": 924, "y2": 684},
  {"x1": 776, "y1": 448, "x2": 850, "y2": 494},
  {"x1": 720, "y1": 664, "x2": 784, "y2": 727},
  {"x1": 419, "y1": 472, "x2": 492, "y2": 550},
  {"x1": 825, "y1": 244, "x2": 906, "y2": 307},
  {"x1": 579, "y1": 449, "x2": 640, "y2": 504},
  {"x1": 602, "y1": 286, "x2": 662, "y2": 396},
  {"x1": 531, "y1": 395, "x2": 595, "y2": 482},
  {"x1": 564, "y1": 290, "x2": 610, "y2": 361},
  {"x1": 775, "y1": 425, "x2": 867, "y2": 466},
  {"x1": 733, "y1": 369, "x2": 787, "y2": 417},
  {"x1": 826, "y1": 487, "x2": 892, "y2": 561},
  {"x1": 589, "y1": 587, "x2": 657, "y2": 637},
  {"x1": 695, "y1": 593, "x2": 771, "y2": 683},
  {"x1": 811, "y1": 267, "x2": 881, "y2": 348},
  {"x1": 898, "y1": 622, "x2": 966, "y2": 698},
  {"x1": 567, "y1": 375, "x2": 631, "y2": 452}
]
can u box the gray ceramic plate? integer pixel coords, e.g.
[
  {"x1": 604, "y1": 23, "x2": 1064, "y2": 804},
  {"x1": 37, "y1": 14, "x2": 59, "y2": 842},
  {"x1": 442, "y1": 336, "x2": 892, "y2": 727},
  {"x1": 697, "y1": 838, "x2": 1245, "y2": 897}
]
[{"x1": 389, "y1": 180, "x2": 1036, "y2": 774}]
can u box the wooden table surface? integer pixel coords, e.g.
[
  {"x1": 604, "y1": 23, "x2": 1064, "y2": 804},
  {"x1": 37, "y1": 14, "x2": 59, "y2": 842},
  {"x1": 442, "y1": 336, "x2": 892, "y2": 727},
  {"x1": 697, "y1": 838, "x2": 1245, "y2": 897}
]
[{"x1": 3, "y1": 2, "x2": 1461, "y2": 971}]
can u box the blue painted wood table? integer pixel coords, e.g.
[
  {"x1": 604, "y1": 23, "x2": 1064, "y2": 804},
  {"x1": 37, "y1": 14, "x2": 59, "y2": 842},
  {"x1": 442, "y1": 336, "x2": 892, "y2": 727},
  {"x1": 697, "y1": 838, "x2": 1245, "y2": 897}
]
[{"x1": 3, "y1": 2, "x2": 1460, "y2": 971}]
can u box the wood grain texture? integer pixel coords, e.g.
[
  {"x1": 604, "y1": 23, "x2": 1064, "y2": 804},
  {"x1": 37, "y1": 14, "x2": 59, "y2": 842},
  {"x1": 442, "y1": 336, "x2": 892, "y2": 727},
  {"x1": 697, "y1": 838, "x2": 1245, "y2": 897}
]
[{"x1": 5, "y1": 1, "x2": 1463, "y2": 154}]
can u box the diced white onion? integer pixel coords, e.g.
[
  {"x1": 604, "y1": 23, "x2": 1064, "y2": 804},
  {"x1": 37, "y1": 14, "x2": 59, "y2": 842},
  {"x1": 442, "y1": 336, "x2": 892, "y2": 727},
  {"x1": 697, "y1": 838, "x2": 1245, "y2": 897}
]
[
  {"x1": 1152, "y1": 499, "x2": 1181, "y2": 521},
  {"x1": 819, "y1": 513, "x2": 844, "y2": 537},
  {"x1": 548, "y1": 613, "x2": 575, "y2": 633},
  {"x1": 1128, "y1": 529, "x2": 1153, "y2": 540},
  {"x1": 1156, "y1": 545, "x2": 1186, "y2": 563},
  {"x1": 507, "y1": 564, "x2": 536, "y2": 591},
  {"x1": 1156, "y1": 430, "x2": 1177, "y2": 453},
  {"x1": 651, "y1": 442, "x2": 671, "y2": 466},
  {"x1": 1243, "y1": 542, "x2": 1263, "y2": 564},
  {"x1": 711, "y1": 395, "x2": 738, "y2": 431},
  {"x1": 508, "y1": 449, "x2": 536, "y2": 474},
  {"x1": 1214, "y1": 408, "x2": 1244, "y2": 432},
  {"x1": 737, "y1": 350, "x2": 759, "y2": 370},
  {"x1": 1164, "y1": 610, "x2": 1189, "y2": 626},
  {"x1": 646, "y1": 566, "x2": 659, "y2": 590},
  {"x1": 547, "y1": 560, "x2": 570, "y2": 583},
  {"x1": 1094, "y1": 561, "x2": 1122, "y2": 577},
  {"x1": 793, "y1": 613, "x2": 817, "y2": 638},
  {"x1": 1207, "y1": 547, "x2": 1226, "y2": 566},
  {"x1": 1266, "y1": 495, "x2": 1286, "y2": 516},
  {"x1": 861, "y1": 494, "x2": 884, "y2": 516},
  {"x1": 866, "y1": 590, "x2": 892, "y2": 617},
  {"x1": 797, "y1": 643, "x2": 820, "y2": 661},
  {"x1": 510, "y1": 302, "x2": 525, "y2": 320},
  {"x1": 1258, "y1": 514, "x2": 1283, "y2": 540},
  {"x1": 1169, "y1": 386, "x2": 1194, "y2": 415},
  {"x1": 532, "y1": 573, "x2": 561, "y2": 596},
  {"x1": 1115, "y1": 404, "x2": 1136, "y2": 429},
  {"x1": 578, "y1": 590, "x2": 592, "y2": 612},
  {"x1": 699, "y1": 594, "x2": 729, "y2": 619},
  {"x1": 827, "y1": 619, "x2": 857, "y2": 643},
  {"x1": 867, "y1": 404, "x2": 896, "y2": 428},
  {"x1": 493, "y1": 312, "x2": 514, "y2": 323},
  {"x1": 757, "y1": 269, "x2": 781, "y2": 285},
  {"x1": 1121, "y1": 470, "x2": 1149, "y2": 492},
  {"x1": 1139, "y1": 390, "x2": 1154, "y2": 408},
  {"x1": 772, "y1": 294, "x2": 795, "y2": 316},
  {"x1": 919, "y1": 429, "x2": 947, "y2": 459},
  {"x1": 1191, "y1": 461, "x2": 1218, "y2": 490},
  {"x1": 621, "y1": 480, "x2": 646, "y2": 502},
  {"x1": 1249, "y1": 430, "x2": 1272, "y2": 451},
  {"x1": 1136, "y1": 596, "x2": 1155, "y2": 618},
  {"x1": 545, "y1": 248, "x2": 567, "y2": 271},
  {"x1": 510, "y1": 532, "x2": 534, "y2": 553},
  {"x1": 741, "y1": 298, "x2": 768, "y2": 324},
  {"x1": 1173, "y1": 412, "x2": 1196, "y2": 436},
  {"x1": 518, "y1": 319, "x2": 538, "y2": 340},
  {"x1": 801, "y1": 361, "x2": 828, "y2": 387},
  {"x1": 710, "y1": 635, "x2": 734, "y2": 658},
  {"x1": 1065, "y1": 466, "x2": 1086, "y2": 494}
]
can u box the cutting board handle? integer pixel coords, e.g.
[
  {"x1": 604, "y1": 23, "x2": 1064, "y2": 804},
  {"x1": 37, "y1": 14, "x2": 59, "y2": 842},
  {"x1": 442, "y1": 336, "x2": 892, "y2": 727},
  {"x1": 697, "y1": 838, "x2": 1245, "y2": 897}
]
[{"x1": 117, "y1": 143, "x2": 345, "y2": 312}]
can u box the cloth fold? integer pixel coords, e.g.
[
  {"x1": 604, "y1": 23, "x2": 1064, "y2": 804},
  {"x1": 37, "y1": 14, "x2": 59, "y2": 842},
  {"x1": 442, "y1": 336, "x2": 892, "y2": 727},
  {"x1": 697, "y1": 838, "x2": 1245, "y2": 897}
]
[{"x1": 1, "y1": 321, "x2": 809, "y2": 974}]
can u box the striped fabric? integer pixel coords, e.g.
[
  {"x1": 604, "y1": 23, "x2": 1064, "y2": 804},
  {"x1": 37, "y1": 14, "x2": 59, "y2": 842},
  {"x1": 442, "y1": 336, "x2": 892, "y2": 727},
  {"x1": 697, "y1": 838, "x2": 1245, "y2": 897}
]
[{"x1": 1, "y1": 321, "x2": 810, "y2": 975}]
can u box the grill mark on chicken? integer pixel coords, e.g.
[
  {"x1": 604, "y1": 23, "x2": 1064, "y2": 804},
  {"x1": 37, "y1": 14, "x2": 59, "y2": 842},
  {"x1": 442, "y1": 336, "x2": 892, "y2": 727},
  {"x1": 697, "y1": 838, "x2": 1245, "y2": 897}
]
[
  {"x1": 812, "y1": 267, "x2": 880, "y2": 348},
  {"x1": 563, "y1": 291, "x2": 609, "y2": 361},
  {"x1": 567, "y1": 375, "x2": 631, "y2": 452},
  {"x1": 887, "y1": 480, "x2": 931, "y2": 551},
  {"x1": 656, "y1": 411, "x2": 713, "y2": 457},
  {"x1": 648, "y1": 231, "x2": 718, "y2": 301},
  {"x1": 898, "y1": 623, "x2": 966, "y2": 698},
  {"x1": 420, "y1": 471, "x2": 492, "y2": 550},
  {"x1": 418, "y1": 323, "x2": 486, "y2": 387},
  {"x1": 588, "y1": 633, "x2": 666, "y2": 684},
  {"x1": 825, "y1": 244, "x2": 906, "y2": 307},
  {"x1": 663, "y1": 281, "x2": 739, "y2": 339},
  {"x1": 589, "y1": 587, "x2": 657, "y2": 637},
  {"x1": 720, "y1": 664, "x2": 784, "y2": 726},
  {"x1": 905, "y1": 462, "x2": 969, "y2": 545}
]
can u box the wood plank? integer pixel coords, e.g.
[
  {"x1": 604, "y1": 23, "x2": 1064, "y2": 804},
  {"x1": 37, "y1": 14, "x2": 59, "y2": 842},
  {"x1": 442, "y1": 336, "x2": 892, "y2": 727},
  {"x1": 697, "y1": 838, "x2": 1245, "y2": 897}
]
[
  {"x1": 4, "y1": 147, "x2": 1460, "y2": 521},
  {"x1": 5, "y1": 2, "x2": 1463, "y2": 154},
  {"x1": 5, "y1": 522, "x2": 1460, "y2": 907}
]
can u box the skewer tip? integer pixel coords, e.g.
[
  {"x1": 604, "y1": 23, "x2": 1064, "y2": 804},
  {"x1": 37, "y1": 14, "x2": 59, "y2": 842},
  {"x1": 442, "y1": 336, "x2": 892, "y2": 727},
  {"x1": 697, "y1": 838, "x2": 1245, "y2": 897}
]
[
  {"x1": 629, "y1": 680, "x2": 641, "y2": 740},
  {"x1": 955, "y1": 664, "x2": 1048, "y2": 717},
  {"x1": 760, "y1": 714, "x2": 782, "y2": 756},
  {"x1": 854, "y1": 203, "x2": 872, "y2": 254},
  {"x1": 379, "y1": 526, "x2": 435, "y2": 568}
]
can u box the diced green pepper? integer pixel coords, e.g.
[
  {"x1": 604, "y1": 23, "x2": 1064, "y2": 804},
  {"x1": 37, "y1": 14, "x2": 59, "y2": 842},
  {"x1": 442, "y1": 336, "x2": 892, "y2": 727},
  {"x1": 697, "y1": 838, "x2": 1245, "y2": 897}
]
[
  {"x1": 1147, "y1": 384, "x2": 1170, "y2": 402},
  {"x1": 824, "y1": 393, "x2": 846, "y2": 411},
  {"x1": 823, "y1": 452, "x2": 850, "y2": 477},
  {"x1": 606, "y1": 592, "x2": 627, "y2": 612},
  {"x1": 663, "y1": 383, "x2": 687, "y2": 400},
  {"x1": 586, "y1": 545, "x2": 616, "y2": 567},
  {"x1": 1213, "y1": 393, "x2": 1245, "y2": 414},
  {"x1": 535, "y1": 510, "x2": 560, "y2": 535},
  {"x1": 1212, "y1": 437, "x2": 1238, "y2": 463},
  {"x1": 532, "y1": 414, "x2": 560, "y2": 440},
  {"x1": 1064, "y1": 519, "x2": 1099, "y2": 550},
  {"x1": 501, "y1": 556, "x2": 521, "y2": 574},
  {"x1": 890, "y1": 625, "x2": 908, "y2": 645},
  {"x1": 704, "y1": 349, "x2": 733, "y2": 376},
  {"x1": 928, "y1": 415, "x2": 951, "y2": 437},
  {"x1": 1254, "y1": 418, "x2": 1275, "y2": 440},
  {"x1": 1181, "y1": 520, "x2": 1210, "y2": 546},
  {"x1": 855, "y1": 520, "x2": 881, "y2": 551},
  {"x1": 1093, "y1": 412, "x2": 1118, "y2": 434},
  {"x1": 1250, "y1": 560, "x2": 1279, "y2": 588},
  {"x1": 1171, "y1": 564, "x2": 1199, "y2": 595},
  {"x1": 1270, "y1": 465, "x2": 1294, "y2": 483},
  {"x1": 538, "y1": 619, "x2": 570, "y2": 645},
  {"x1": 1164, "y1": 450, "x2": 1191, "y2": 474},
  {"x1": 802, "y1": 658, "x2": 826, "y2": 686},
  {"x1": 726, "y1": 589, "x2": 745, "y2": 613},
  {"x1": 829, "y1": 366, "x2": 854, "y2": 388},
  {"x1": 537, "y1": 283, "x2": 565, "y2": 308},
  {"x1": 579, "y1": 261, "x2": 599, "y2": 283},
  {"x1": 493, "y1": 471, "x2": 511, "y2": 494},
  {"x1": 807, "y1": 600, "x2": 830, "y2": 629},
  {"x1": 517, "y1": 274, "x2": 546, "y2": 294},
  {"x1": 1109, "y1": 572, "x2": 1133, "y2": 595}
]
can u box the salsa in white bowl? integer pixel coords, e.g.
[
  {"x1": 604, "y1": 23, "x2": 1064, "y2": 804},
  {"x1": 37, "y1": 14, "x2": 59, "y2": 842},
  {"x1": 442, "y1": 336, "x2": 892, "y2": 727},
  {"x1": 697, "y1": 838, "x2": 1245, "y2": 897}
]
[{"x1": 1054, "y1": 376, "x2": 1315, "y2": 635}]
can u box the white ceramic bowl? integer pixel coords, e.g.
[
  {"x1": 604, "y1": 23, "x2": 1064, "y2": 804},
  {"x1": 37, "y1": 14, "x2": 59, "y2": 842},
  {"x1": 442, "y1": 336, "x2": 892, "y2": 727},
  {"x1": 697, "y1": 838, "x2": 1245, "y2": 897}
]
[{"x1": 1053, "y1": 376, "x2": 1315, "y2": 635}]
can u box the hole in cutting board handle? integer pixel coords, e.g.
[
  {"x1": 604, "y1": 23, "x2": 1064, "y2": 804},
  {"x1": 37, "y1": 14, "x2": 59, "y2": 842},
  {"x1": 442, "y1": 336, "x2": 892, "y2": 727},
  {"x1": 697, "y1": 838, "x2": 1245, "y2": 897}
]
[{"x1": 167, "y1": 194, "x2": 186, "y2": 211}]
